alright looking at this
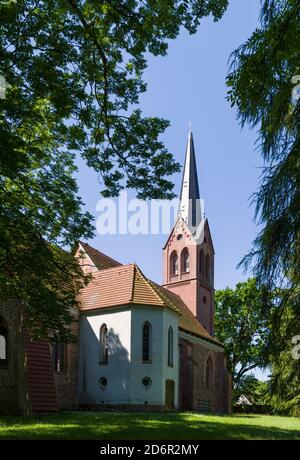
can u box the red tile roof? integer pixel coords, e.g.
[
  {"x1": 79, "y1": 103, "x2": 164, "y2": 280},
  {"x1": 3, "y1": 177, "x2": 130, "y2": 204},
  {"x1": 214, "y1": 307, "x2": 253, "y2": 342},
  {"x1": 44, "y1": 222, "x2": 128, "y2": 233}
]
[
  {"x1": 79, "y1": 253, "x2": 221, "y2": 345},
  {"x1": 149, "y1": 281, "x2": 219, "y2": 344},
  {"x1": 79, "y1": 241, "x2": 122, "y2": 270},
  {"x1": 79, "y1": 264, "x2": 179, "y2": 313}
]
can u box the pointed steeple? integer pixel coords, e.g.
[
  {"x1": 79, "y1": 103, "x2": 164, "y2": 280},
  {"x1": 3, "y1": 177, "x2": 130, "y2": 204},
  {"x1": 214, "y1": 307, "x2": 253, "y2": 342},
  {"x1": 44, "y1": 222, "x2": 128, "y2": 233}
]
[{"x1": 178, "y1": 130, "x2": 202, "y2": 230}]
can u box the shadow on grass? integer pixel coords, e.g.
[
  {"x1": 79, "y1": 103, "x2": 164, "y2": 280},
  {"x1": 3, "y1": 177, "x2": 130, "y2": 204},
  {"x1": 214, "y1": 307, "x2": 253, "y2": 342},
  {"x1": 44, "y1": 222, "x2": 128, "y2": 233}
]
[{"x1": 0, "y1": 412, "x2": 299, "y2": 440}]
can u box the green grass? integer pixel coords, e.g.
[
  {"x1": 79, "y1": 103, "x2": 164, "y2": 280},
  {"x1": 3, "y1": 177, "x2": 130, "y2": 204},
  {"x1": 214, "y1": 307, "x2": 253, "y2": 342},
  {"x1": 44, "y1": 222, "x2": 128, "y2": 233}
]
[{"x1": 0, "y1": 412, "x2": 299, "y2": 440}]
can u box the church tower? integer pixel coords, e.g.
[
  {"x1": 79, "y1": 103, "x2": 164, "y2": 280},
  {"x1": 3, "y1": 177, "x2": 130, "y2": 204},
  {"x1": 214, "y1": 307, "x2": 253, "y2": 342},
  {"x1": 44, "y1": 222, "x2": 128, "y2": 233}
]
[{"x1": 163, "y1": 131, "x2": 215, "y2": 336}]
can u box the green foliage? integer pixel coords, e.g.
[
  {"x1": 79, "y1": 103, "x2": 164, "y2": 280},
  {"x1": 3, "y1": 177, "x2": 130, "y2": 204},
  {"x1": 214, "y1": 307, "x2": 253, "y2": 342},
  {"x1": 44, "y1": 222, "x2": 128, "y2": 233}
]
[
  {"x1": 0, "y1": 94, "x2": 93, "y2": 339},
  {"x1": 215, "y1": 279, "x2": 271, "y2": 393},
  {"x1": 227, "y1": 0, "x2": 300, "y2": 293},
  {"x1": 226, "y1": 0, "x2": 300, "y2": 417},
  {"x1": 233, "y1": 374, "x2": 269, "y2": 406},
  {"x1": 0, "y1": 0, "x2": 229, "y2": 199},
  {"x1": 216, "y1": 280, "x2": 300, "y2": 414},
  {"x1": 0, "y1": 1, "x2": 229, "y2": 338},
  {"x1": 266, "y1": 289, "x2": 300, "y2": 415}
]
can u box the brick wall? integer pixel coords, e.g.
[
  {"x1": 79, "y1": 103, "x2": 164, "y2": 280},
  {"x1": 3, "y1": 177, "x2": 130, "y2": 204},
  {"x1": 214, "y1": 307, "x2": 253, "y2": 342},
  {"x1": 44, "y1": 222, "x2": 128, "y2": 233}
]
[
  {"x1": 179, "y1": 339, "x2": 193, "y2": 410},
  {"x1": 179, "y1": 336, "x2": 230, "y2": 414},
  {"x1": 53, "y1": 316, "x2": 80, "y2": 410},
  {"x1": 163, "y1": 220, "x2": 215, "y2": 337},
  {"x1": 0, "y1": 302, "x2": 80, "y2": 414},
  {"x1": 0, "y1": 301, "x2": 29, "y2": 415}
]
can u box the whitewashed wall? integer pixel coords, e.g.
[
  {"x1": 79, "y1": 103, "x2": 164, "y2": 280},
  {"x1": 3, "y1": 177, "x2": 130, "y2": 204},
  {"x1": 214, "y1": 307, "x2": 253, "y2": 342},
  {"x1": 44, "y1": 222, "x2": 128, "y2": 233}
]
[
  {"x1": 78, "y1": 305, "x2": 179, "y2": 408},
  {"x1": 161, "y1": 308, "x2": 179, "y2": 408},
  {"x1": 130, "y1": 306, "x2": 179, "y2": 407},
  {"x1": 78, "y1": 308, "x2": 131, "y2": 404}
]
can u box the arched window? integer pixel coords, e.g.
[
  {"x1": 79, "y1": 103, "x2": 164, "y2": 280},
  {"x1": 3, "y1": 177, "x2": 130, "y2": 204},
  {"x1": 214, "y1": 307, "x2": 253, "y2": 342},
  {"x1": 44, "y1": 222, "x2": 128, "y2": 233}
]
[
  {"x1": 181, "y1": 249, "x2": 190, "y2": 273},
  {"x1": 99, "y1": 323, "x2": 108, "y2": 364},
  {"x1": 205, "y1": 355, "x2": 214, "y2": 387},
  {"x1": 199, "y1": 249, "x2": 204, "y2": 275},
  {"x1": 205, "y1": 254, "x2": 210, "y2": 281},
  {"x1": 170, "y1": 251, "x2": 178, "y2": 276},
  {"x1": 168, "y1": 327, "x2": 174, "y2": 367},
  {"x1": 0, "y1": 316, "x2": 7, "y2": 366},
  {"x1": 142, "y1": 322, "x2": 152, "y2": 362},
  {"x1": 51, "y1": 343, "x2": 67, "y2": 373}
]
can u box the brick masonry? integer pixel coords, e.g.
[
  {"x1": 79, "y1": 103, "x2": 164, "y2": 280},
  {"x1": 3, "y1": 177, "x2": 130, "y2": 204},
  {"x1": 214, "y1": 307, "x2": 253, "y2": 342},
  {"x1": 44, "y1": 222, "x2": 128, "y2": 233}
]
[
  {"x1": 0, "y1": 301, "x2": 29, "y2": 415},
  {"x1": 163, "y1": 219, "x2": 215, "y2": 336},
  {"x1": 0, "y1": 301, "x2": 79, "y2": 414},
  {"x1": 179, "y1": 337, "x2": 231, "y2": 414},
  {"x1": 163, "y1": 216, "x2": 232, "y2": 414},
  {"x1": 53, "y1": 316, "x2": 80, "y2": 410}
]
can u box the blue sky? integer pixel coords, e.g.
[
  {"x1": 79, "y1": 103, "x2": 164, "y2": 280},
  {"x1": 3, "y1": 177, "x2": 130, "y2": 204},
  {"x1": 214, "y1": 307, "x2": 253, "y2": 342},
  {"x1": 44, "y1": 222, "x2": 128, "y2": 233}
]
[{"x1": 76, "y1": 0, "x2": 262, "y2": 291}]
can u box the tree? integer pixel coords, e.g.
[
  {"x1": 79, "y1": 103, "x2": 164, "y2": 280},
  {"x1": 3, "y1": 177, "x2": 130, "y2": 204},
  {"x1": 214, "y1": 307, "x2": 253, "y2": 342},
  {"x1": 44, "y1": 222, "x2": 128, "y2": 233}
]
[
  {"x1": 227, "y1": 0, "x2": 300, "y2": 294},
  {"x1": 266, "y1": 288, "x2": 300, "y2": 415},
  {"x1": 234, "y1": 375, "x2": 268, "y2": 406},
  {"x1": 215, "y1": 280, "x2": 300, "y2": 413},
  {"x1": 1, "y1": 0, "x2": 229, "y2": 200},
  {"x1": 226, "y1": 0, "x2": 300, "y2": 414},
  {"x1": 0, "y1": 1, "x2": 229, "y2": 338},
  {"x1": 215, "y1": 279, "x2": 271, "y2": 400}
]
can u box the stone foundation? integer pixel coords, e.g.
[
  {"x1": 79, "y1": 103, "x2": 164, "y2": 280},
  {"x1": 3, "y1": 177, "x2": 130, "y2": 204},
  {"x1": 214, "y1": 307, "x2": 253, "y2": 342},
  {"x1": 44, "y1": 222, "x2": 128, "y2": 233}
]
[{"x1": 77, "y1": 404, "x2": 165, "y2": 412}]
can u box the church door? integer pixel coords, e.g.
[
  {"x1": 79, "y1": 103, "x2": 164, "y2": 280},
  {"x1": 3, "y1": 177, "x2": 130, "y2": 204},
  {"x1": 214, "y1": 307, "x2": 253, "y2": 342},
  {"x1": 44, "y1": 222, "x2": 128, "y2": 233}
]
[{"x1": 165, "y1": 379, "x2": 175, "y2": 410}]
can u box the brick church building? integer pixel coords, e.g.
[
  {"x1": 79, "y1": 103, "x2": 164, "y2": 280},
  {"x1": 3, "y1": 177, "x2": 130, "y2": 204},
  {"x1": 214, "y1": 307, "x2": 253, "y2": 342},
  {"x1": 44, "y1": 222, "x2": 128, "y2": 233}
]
[{"x1": 0, "y1": 132, "x2": 231, "y2": 415}]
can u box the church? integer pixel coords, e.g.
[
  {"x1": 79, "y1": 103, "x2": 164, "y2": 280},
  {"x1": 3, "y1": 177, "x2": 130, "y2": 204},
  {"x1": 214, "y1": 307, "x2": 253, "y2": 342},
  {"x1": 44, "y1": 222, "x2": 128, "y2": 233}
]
[{"x1": 0, "y1": 132, "x2": 231, "y2": 415}]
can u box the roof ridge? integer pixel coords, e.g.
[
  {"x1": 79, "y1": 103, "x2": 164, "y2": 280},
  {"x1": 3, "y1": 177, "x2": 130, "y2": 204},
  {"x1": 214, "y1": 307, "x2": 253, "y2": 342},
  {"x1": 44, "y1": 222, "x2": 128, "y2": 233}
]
[
  {"x1": 148, "y1": 280, "x2": 220, "y2": 345},
  {"x1": 148, "y1": 279, "x2": 181, "y2": 315},
  {"x1": 132, "y1": 265, "x2": 165, "y2": 307},
  {"x1": 87, "y1": 263, "x2": 134, "y2": 278},
  {"x1": 129, "y1": 264, "x2": 137, "y2": 302},
  {"x1": 78, "y1": 241, "x2": 122, "y2": 267}
]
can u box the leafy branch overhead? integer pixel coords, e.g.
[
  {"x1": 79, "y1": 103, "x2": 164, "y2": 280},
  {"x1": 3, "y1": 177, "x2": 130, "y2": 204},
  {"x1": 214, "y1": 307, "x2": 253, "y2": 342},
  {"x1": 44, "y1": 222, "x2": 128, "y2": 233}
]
[
  {"x1": 1, "y1": 0, "x2": 228, "y2": 199},
  {"x1": 0, "y1": 1, "x2": 228, "y2": 338}
]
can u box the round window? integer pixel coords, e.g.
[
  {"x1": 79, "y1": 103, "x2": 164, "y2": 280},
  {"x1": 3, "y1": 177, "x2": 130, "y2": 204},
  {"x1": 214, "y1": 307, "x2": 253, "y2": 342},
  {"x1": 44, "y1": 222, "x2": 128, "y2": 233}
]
[
  {"x1": 142, "y1": 377, "x2": 152, "y2": 387},
  {"x1": 177, "y1": 234, "x2": 183, "y2": 240},
  {"x1": 99, "y1": 377, "x2": 107, "y2": 387}
]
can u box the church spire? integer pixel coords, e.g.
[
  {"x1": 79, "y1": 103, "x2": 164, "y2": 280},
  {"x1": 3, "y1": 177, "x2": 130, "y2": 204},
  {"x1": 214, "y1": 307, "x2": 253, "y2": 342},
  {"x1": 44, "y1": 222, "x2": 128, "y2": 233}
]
[{"x1": 178, "y1": 130, "x2": 202, "y2": 231}]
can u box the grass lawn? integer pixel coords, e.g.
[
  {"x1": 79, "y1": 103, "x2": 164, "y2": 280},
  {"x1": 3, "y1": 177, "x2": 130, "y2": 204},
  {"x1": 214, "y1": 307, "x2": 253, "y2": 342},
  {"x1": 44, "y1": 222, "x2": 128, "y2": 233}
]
[{"x1": 0, "y1": 412, "x2": 299, "y2": 440}]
